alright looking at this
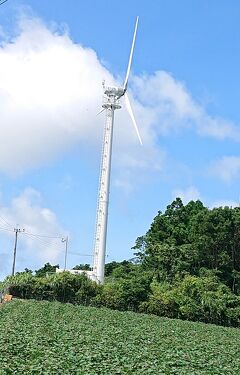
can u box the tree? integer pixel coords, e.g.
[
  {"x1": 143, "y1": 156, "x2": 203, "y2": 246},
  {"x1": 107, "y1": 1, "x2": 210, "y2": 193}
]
[
  {"x1": 105, "y1": 260, "x2": 137, "y2": 278},
  {"x1": 100, "y1": 271, "x2": 152, "y2": 311},
  {"x1": 73, "y1": 264, "x2": 91, "y2": 271},
  {"x1": 140, "y1": 274, "x2": 240, "y2": 325},
  {"x1": 133, "y1": 198, "x2": 240, "y2": 292},
  {"x1": 35, "y1": 263, "x2": 59, "y2": 277},
  {"x1": 133, "y1": 199, "x2": 206, "y2": 279}
]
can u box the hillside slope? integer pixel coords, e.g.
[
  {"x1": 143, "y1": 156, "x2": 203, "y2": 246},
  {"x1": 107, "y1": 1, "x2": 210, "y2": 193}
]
[{"x1": 0, "y1": 300, "x2": 240, "y2": 374}]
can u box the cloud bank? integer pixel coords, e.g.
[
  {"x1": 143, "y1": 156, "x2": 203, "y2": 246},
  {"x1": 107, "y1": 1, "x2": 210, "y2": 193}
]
[
  {"x1": 0, "y1": 16, "x2": 239, "y2": 178},
  {"x1": 209, "y1": 156, "x2": 240, "y2": 183},
  {"x1": 172, "y1": 185, "x2": 239, "y2": 208},
  {"x1": 0, "y1": 188, "x2": 65, "y2": 266},
  {"x1": 132, "y1": 71, "x2": 240, "y2": 140},
  {"x1": 172, "y1": 185, "x2": 201, "y2": 204}
]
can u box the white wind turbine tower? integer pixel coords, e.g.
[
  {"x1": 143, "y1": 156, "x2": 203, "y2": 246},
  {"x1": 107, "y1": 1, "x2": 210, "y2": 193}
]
[{"x1": 91, "y1": 17, "x2": 142, "y2": 284}]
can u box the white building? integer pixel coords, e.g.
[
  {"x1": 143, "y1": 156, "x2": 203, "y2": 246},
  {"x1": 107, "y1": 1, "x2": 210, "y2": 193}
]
[{"x1": 56, "y1": 268, "x2": 98, "y2": 282}]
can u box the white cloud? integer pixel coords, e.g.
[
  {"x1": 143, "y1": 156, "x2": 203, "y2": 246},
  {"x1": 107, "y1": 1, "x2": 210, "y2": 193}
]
[
  {"x1": 0, "y1": 15, "x2": 239, "y2": 185},
  {"x1": 132, "y1": 71, "x2": 240, "y2": 140},
  {"x1": 0, "y1": 16, "x2": 163, "y2": 178},
  {"x1": 210, "y1": 200, "x2": 239, "y2": 209},
  {"x1": 0, "y1": 188, "x2": 66, "y2": 265},
  {"x1": 0, "y1": 18, "x2": 107, "y2": 173},
  {"x1": 172, "y1": 185, "x2": 201, "y2": 204},
  {"x1": 171, "y1": 186, "x2": 239, "y2": 209},
  {"x1": 209, "y1": 156, "x2": 240, "y2": 182}
]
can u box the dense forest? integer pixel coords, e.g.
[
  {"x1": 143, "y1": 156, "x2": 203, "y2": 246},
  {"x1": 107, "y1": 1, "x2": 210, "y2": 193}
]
[{"x1": 2, "y1": 198, "x2": 240, "y2": 327}]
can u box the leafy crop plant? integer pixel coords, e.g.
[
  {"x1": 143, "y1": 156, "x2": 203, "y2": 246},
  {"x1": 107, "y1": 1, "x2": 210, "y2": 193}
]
[{"x1": 0, "y1": 300, "x2": 240, "y2": 374}]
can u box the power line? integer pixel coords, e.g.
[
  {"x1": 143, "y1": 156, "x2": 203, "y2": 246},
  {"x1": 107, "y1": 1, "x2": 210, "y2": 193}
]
[
  {"x1": 0, "y1": 0, "x2": 9, "y2": 6},
  {"x1": 23, "y1": 230, "x2": 63, "y2": 239},
  {"x1": 0, "y1": 226, "x2": 14, "y2": 233},
  {"x1": 0, "y1": 226, "x2": 61, "y2": 243},
  {"x1": 0, "y1": 223, "x2": 66, "y2": 272},
  {"x1": 23, "y1": 232, "x2": 62, "y2": 248},
  {"x1": 0, "y1": 213, "x2": 63, "y2": 239},
  {"x1": 23, "y1": 232, "x2": 60, "y2": 243},
  {"x1": 68, "y1": 251, "x2": 92, "y2": 257},
  {"x1": 0, "y1": 215, "x2": 12, "y2": 229},
  {"x1": 0, "y1": 226, "x2": 64, "y2": 247}
]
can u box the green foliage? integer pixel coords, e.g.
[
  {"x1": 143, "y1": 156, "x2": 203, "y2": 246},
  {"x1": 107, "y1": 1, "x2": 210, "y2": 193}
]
[
  {"x1": 104, "y1": 260, "x2": 135, "y2": 277},
  {"x1": 1, "y1": 300, "x2": 240, "y2": 374},
  {"x1": 101, "y1": 262, "x2": 153, "y2": 311},
  {"x1": 73, "y1": 263, "x2": 91, "y2": 270},
  {"x1": 134, "y1": 199, "x2": 240, "y2": 292},
  {"x1": 4, "y1": 267, "x2": 240, "y2": 326},
  {"x1": 139, "y1": 281, "x2": 179, "y2": 318},
  {"x1": 100, "y1": 271, "x2": 151, "y2": 311},
  {"x1": 35, "y1": 262, "x2": 59, "y2": 277},
  {"x1": 104, "y1": 261, "x2": 120, "y2": 276},
  {"x1": 141, "y1": 275, "x2": 240, "y2": 326},
  {"x1": 3, "y1": 271, "x2": 100, "y2": 305},
  {"x1": 3, "y1": 198, "x2": 240, "y2": 328}
]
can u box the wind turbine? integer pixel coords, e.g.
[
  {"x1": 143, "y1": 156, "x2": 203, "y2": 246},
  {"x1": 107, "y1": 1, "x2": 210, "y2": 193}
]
[{"x1": 92, "y1": 17, "x2": 142, "y2": 284}]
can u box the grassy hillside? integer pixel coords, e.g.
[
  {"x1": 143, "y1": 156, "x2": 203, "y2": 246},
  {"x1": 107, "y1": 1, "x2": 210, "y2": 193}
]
[{"x1": 0, "y1": 300, "x2": 240, "y2": 374}]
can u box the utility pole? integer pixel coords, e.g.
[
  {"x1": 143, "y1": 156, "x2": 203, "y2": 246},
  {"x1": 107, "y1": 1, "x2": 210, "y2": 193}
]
[
  {"x1": 62, "y1": 236, "x2": 69, "y2": 270},
  {"x1": 11, "y1": 227, "x2": 24, "y2": 276}
]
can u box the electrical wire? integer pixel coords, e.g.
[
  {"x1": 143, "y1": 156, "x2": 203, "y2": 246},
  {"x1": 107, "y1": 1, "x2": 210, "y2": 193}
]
[
  {"x1": 23, "y1": 232, "x2": 62, "y2": 248},
  {"x1": 0, "y1": 213, "x2": 63, "y2": 239},
  {"x1": 23, "y1": 232, "x2": 59, "y2": 243},
  {"x1": 0, "y1": 225, "x2": 61, "y2": 244},
  {"x1": 22, "y1": 234, "x2": 63, "y2": 253},
  {"x1": 0, "y1": 221, "x2": 64, "y2": 248},
  {"x1": 0, "y1": 224, "x2": 65, "y2": 258},
  {"x1": 0, "y1": 0, "x2": 9, "y2": 6},
  {"x1": 0, "y1": 226, "x2": 14, "y2": 233},
  {"x1": 23, "y1": 230, "x2": 63, "y2": 239},
  {"x1": 0, "y1": 215, "x2": 12, "y2": 229},
  {"x1": 68, "y1": 251, "x2": 92, "y2": 257}
]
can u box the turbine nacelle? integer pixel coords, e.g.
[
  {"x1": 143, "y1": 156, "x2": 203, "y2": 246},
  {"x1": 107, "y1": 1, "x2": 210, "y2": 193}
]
[
  {"x1": 102, "y1": 86, "x2": 122, "y2": 110},
  {"x1": 102, "y1": 16, "x2": 142, "y2": 145},
  {"x1": 103, "y1": 86, "x2": 125, "y2": 98},
  {"x1": 101, "y1": 81, "x2": 142, "y2": 145}
]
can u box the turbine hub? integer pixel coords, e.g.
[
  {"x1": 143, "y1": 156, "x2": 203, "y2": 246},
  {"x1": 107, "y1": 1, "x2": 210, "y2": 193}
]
[{"x1": 102, "y1": 86, "x2": 123, "y2": 110}]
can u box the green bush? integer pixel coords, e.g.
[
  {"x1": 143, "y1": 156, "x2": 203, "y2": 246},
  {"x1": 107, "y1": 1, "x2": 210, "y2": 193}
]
[
  {"x1": 3, "y1": 261, "x2": 240, "y2": 327},
  {"x1": 4, "y1": 271, "x2": 100, "y2": 305},
  {"x1": 100, "y1": 273, "x2": 151, "y2": 311},
  {"x1": 140, "y1": 274, "x2": 240, "y2": 326}
]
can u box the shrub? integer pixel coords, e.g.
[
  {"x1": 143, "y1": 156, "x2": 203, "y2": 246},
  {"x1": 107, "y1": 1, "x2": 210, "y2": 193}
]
[
  {"x1": 4, "y1": 271, "x2": 100, "y2": 305},
  {"x1": 140, "y1": 275, "x2": 240, "y2": 326}
]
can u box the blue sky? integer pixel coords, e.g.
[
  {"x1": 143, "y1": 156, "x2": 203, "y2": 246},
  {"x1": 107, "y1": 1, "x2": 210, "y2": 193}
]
[{"x1": 0, "y1": 0, "x2": 240, "y2": 279}]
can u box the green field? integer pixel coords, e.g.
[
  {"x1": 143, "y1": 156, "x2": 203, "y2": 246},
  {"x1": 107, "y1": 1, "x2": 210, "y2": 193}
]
[{"x1": 0, "y1": 300, "x2": 240, "y2": 374}]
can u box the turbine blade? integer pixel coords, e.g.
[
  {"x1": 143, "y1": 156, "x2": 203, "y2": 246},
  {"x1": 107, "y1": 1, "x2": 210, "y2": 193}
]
[
  {"x1": 96, "y1": 108, "x2": 105, "y2": 116},
  {"x1": 123, "y1": 16, "x2": 139, "y2": 92},
  {"x1": 125, "y1": 93, "x2": 142, "y2": 145}
]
